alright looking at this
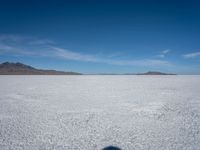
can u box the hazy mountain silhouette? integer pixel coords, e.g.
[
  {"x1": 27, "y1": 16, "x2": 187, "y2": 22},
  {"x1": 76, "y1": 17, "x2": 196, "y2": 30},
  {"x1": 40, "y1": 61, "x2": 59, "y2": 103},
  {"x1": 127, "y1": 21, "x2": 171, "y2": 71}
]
[
  {"x1": 0, "y1": 62, "x2": 81, "y2": 75},
  {"x1": 136, "y1": 71, "x2": 176, "y2": 75}
]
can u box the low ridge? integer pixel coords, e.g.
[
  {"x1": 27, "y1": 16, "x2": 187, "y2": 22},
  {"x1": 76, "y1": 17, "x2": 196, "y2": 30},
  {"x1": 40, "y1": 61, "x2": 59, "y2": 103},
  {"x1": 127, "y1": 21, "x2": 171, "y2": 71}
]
[
  {"x1": 0, "y1": 62, "x2": 82, "y2": 75},
  {"x1": 137, "y1": 71, "x2": 176, "y2": 75}
]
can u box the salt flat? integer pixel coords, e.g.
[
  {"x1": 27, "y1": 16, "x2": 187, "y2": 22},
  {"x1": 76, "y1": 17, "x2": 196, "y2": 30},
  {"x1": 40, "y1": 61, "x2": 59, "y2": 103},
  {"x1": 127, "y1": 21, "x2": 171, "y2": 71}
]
[{"x1": 0, "y1": 75, "x2": 200, "y2": 150}]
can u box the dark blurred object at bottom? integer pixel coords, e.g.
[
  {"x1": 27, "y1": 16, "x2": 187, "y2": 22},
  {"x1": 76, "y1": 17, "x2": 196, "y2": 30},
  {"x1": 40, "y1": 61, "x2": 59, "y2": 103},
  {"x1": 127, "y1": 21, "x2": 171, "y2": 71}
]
[{"x1": 102, "y1": 146, "x2": 121, "y2": 150}]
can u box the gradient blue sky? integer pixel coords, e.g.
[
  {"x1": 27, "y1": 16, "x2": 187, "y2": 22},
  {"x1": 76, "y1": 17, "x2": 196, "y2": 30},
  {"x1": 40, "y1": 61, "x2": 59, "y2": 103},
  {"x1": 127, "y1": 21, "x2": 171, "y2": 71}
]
[{"x1": 0, "y1": 0, "x2": 200, "y2": 74}]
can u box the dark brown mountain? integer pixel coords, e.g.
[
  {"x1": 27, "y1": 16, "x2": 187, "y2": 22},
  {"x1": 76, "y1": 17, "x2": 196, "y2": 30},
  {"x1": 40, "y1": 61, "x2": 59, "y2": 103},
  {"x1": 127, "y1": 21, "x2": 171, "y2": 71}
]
[
  {"x1": 0, "y1": 62, "x2": 82, "y2": 75},
  {"x1": 137, "y1": 71, "x2": 176, "y2": 75}
]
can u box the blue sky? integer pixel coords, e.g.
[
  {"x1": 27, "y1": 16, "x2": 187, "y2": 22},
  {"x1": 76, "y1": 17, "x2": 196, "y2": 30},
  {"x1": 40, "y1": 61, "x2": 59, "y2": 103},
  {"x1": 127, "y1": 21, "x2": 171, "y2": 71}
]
[{"x1": 0, "y1": 0, "x2": 200, "y2": 74}]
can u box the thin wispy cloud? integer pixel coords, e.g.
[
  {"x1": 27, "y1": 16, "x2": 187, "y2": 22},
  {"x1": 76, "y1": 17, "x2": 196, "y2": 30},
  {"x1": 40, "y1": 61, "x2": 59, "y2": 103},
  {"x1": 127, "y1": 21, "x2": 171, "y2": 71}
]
[
  {"x1": 52, "y1": 47, "x2": 99, "y2": 62},
  {"x1": 0, "y1": 44, "x2": 13, "y2": 50},
  {"x1": 183, "y1": 52, "x2": 200, "y2": 59},
  {"x1": 51, "y1": 47, "x2": 171, "y2": 67},
  {"x1": 0, "y1": 34, "x2": 53, "y2": 46},
  {"x1": 157, "y1": 49, "x2": 170, "y2": 58},
  {"x1": 29, "y1": 39, "x2": 55, "y2": 45},
  {"x1": 0, "y1": 34, "x2": 172, "y2": 67},
  {"x1": 0, "y1": 34, "x2": 24, "y2": 42}
]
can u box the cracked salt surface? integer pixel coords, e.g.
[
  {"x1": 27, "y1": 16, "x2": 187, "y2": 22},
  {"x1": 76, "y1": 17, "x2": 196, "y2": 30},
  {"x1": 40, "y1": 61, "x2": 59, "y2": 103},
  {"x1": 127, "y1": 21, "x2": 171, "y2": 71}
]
[{"x1": 0, "y1": 75, "x2": 200, "y2": 150}]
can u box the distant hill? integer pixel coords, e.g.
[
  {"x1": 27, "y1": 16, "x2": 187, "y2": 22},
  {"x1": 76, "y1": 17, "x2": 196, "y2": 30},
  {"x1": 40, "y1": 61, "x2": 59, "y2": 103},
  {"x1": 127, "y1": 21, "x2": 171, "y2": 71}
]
[
  {"x1": 0, "y1": 62, "x2": 82, "y2": 75},
  {"x1": 86, "y1": 71, "x2": 176, "y2": 75},
  {"x1": 137, "y1": 71, "x2": 176, "y2": 75}
]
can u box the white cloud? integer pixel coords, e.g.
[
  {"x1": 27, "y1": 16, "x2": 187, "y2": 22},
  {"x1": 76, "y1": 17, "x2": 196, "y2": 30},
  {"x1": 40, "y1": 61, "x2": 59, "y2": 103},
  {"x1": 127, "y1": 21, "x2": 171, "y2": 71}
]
[
  {"x1": 98, "y1": 58, "x2": 170, "y2": 66},
  {"x1": 0, "y1": 34, "x2": 172, "y2": 67},
  {"x1": 162, "y1": 49, "x2": 170, "y2": 54},
  {"x1": 157, "y1": 49, "x2": 170, "y2": 58},
  {"x1": 0, "y1": 44, "x2": 13, "y2": 50},
  {"x1": 29, "y1": 39, "x2": 55, "y2": 45},
  {"x1": 51, "y1": 47, "x2": 99, "y2": 62},
  {"x1": 51, "y1": 47, "x2": 171, "y2": 66},
  {"x1": 183, "y1": 52, "x2": 200, "y2": 58},
  {"x1": 0, "y1": 34, "x2": 24, "y2": 42},
  {"x1": 50, "y1": 47, "x2": 171, "y2": 67}
]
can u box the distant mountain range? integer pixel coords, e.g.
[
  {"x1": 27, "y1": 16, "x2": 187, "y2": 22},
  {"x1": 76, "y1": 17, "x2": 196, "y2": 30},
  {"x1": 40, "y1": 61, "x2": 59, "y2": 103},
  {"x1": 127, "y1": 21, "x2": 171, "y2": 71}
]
[
  {"x1": 0, "y1": 62, "x2": 81, "y2": 75},
  {"x1": 136, "y1": 71, "x2": 176, "y2": 75},
  {"x1": 0, "y1": 62, "x2": 176, "y2": 75},
  {"x1": 88, "y1": 71, "x2": 176, "y2": 75}
]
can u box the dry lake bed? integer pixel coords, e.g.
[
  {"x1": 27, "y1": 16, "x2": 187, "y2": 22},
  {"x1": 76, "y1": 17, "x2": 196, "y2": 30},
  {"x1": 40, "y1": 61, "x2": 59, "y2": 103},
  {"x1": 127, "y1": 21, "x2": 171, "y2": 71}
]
[{"x1": 0, "y1": 75, "x2": 200, "y2": 150}]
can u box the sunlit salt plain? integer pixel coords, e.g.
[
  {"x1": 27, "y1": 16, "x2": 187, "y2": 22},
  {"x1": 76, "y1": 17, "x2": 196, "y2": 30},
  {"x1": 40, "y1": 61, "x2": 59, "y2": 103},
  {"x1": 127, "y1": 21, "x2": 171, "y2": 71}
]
[{"x1": 0, "y1": 75, "x2": 200, "y2": 150}]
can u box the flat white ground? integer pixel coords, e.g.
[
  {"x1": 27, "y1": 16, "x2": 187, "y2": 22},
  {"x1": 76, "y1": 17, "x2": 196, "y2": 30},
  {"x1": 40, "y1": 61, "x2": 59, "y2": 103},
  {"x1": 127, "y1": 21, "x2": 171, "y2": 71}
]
[{"x1": 0, "y1": 75, "x2": 200, "y2": 150}]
